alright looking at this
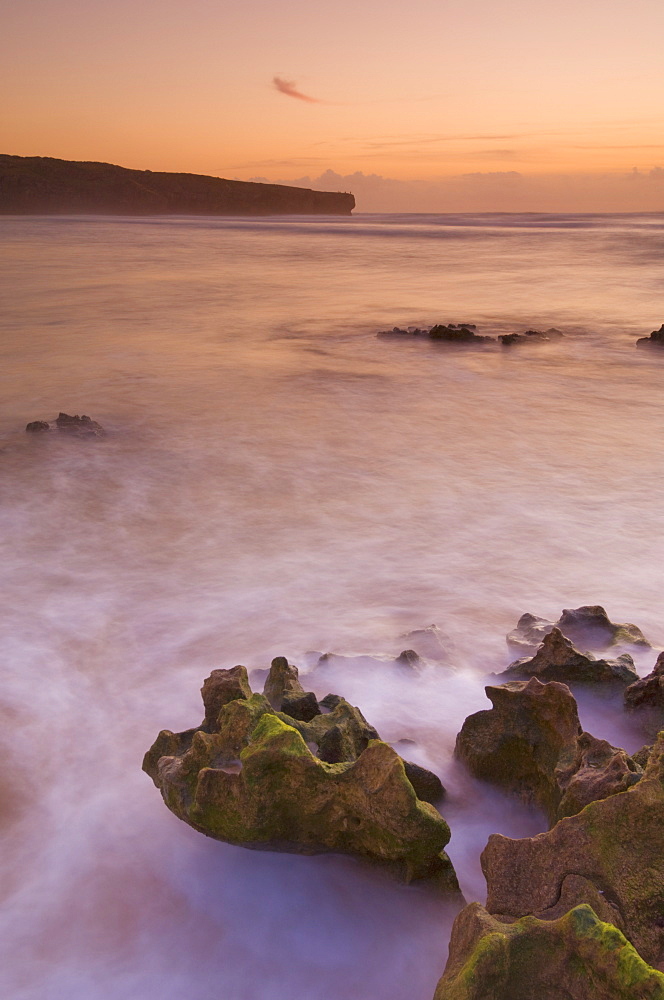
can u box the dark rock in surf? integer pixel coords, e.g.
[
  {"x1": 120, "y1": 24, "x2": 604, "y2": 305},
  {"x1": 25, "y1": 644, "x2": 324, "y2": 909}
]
[
  {"x1": 499, "y1": 328, "x2": 564, "y2": 346},
  {"x1": 429, "y1": 324, "x2": 493, "y2": 343},
  {"x1": 402, "y1": 760, "x2": 446, "y2": 804},
  {"x1": 281, "y1": 691, "x2": 321, "y2": 722},
  {"x1": 500, "y1": 627, "x2": 639, "y2": 687},
  {"x1": 507, "y1": 612, "x2": 557, "y2": 654},
  {"x1": 433, "y1": 902, "x2": 664, "y2": 1000},
  {"x1": 624, "y1": 651, "x2": 664, "y2": 736},
  {"x1": 26, "y1": 412, "x2": 106, "y2": 438},
  {"x1": 399, "y1": 624, "x2": 451, "y2": 662},
  {"x1": 636, "y1": 323, "x2": 664, "y2": 348}
]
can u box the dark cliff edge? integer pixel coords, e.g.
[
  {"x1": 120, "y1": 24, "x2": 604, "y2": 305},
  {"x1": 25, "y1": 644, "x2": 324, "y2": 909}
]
[{"x1": 0, "y1": 155, "x2": 355, "y2": 217}]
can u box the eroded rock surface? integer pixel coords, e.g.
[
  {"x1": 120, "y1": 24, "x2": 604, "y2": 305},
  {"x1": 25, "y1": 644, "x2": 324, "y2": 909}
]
[
  {"x1": 434, "y1": 903, "x2": 664, "y2": 1000},
  {"x1": 501, "y1": 627, "x2": 638, "y2": 687},
  {"x1": 507, "y1": 605, "x2": 650, "y2": 655},
  {"x1": 625, "y1": 652, "x2": 664, "y2": 737},
  {"x1": 455, "y1": 677, "x2": 642, "y2": 825},
  {"x1": 481, "y1": 732, "x2": 664, "y2": 968},
  {"x1": 144, "y1": 662, "x2": 456, "y2": 888}
]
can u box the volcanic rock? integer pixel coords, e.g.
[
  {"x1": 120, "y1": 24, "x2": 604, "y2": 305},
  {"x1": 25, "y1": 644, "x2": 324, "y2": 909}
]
[
  {"x1": 481, "y1": 732, "x2": 664, "y2": 968},
  {"x1": 501, "y1": 627, "x2": 638, "y2": 687},
  {"x1": 433, "y1": 902, "x2": 664, "y2": 1000}
]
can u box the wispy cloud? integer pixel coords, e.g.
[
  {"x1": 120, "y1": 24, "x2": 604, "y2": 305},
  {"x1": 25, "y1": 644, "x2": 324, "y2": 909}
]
[{"x1": 272, "y1": 77, "x2": 321, "y2": 103}]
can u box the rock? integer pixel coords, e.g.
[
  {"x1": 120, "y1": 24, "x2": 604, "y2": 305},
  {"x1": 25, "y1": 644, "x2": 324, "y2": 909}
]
[
  {"x1": 144, "y1": 669, "x2": 458, "y2": 888},
  {"x1": 455, "y1": 677, "x2": 582, "y2": 825},
  {"x1": 399, "y1": 624, "x2": 451, "y2": 662},
  {"x1": 501, "y1": 627, "x2": 639, "y2": 687},
  {"x1": 499, "y1": 329, "x2": 558, "y2": 346},
  {"x1": 625, "y1": 651, "x2": 664, "y2": 711},
  {"x1": 402, "y1": 760, "x2": 446, "y2": 804},
  {"x1": 506, "y1": 605, "x2": 650, "y2": 656},
  {"x1": 556, "y1": 605, "x2": 649, "y2": 651},
  {"x1": 636, "y1": 324, "x2": 664, "y2": 348},
  {"x1": 506, "y1": 612, "x2": 556, "y2": 654},
  {"x1": 201, "y1": 665, "x2": 252, "y2": 731},
  {"x1": 395, "y1": 648, "x2": 423, "y2": 671},
  {"x1": 315, "y1": 651, "x2": 421, "y2": 674},
  {"x1": 433, "y1": 902, "x2": 664, "y2": 1000},
  {"x1": 25, "y1": 412, "x2": 105, "y2": 437},
  {"x1": 455, "y1": 677, "x2": 642, "y2": 825},
  {"x1": 263, "y1": 656, "x2": 304, "y2": 709},
  {"x1": 429, "y1": 324, "x2": 493, "y2": 343},
  {"x1": 481, "y1": 732, "x2": 664, "y2": 967},
  {"x1": 557, "y1": 732, "x2": 642, "y2": 819},
  {"x1": 280, "y1": 691, "x2": 321, "y2": 723}
]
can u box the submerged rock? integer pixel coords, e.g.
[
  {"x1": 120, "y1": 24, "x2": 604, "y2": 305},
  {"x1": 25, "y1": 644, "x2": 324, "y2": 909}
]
[
  {"x1": 376, "y1": 323, "x2": 492, "y2": 343},
  {"x1": 455, "y1": 677, "x2": 642, "y2": 825},
  {"x1": 25, "y1": 412, "x2": 105, "y2": 438},
  {"x1": 143, "y1": 663, "x2": 457, "y2": 888},
  {"x1": 481, "y1": 732, "x2": 664, "y2": 968},
  {"x1": 506, "y1": 605, "x2": 650, "y2": 656},
  {"x1": 499, "y1": 328, "x2": 564, "y2": 346},
  {"x1": 399, "y1": 624, "x2": 451, "y2": 662},
  {"x1": 501, "y1": 627, "x2": 639, "y2": 687},
  {"x1": 624, "y1": 652, "x2": 664, "y2": 736},
  {"x1": 434, "y1": 903, "x2": 664, "y2": 1000},
  {"x1": 636, "y1": 324, "x2": 664, "y2": 348}
]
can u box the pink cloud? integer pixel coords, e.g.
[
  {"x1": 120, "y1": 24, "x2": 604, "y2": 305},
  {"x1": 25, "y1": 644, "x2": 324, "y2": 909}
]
[{"x1": 272, "y1": 77, "x2": 321, "y2": 104}]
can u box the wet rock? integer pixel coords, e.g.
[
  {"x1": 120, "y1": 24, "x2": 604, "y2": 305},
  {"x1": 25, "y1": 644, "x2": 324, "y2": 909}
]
[
  {"x1": 280, "y1": 691, "x2": 321, "y2": 723},
  {"x1": 315, "y1": 651, "x2": 422, "y2": 674},
  {"x1": 25, "y1": 412, "x2": 105, "y2": 437},
  {"x1": 506, "y1": 605, "x2": 650, "y2": 656},
  {"x1": 556, "y1": 605, "x2": 650, "y2": 651},
  {"x1": 201, "y1": 665, "x2": 253, "y2": 731},
  {"x1": 499, "y1": 328, "x2": 563, "y2": 346},
  {"x1": 501, "y1": 627, "x2": 639, "y2": 687},
  {"x1": 429, "y1": 324, "x2": 493, "y2": 343},
  {"x1": 399, "y1": 624, "x2": 451, "y2": 662},
  {"x1": 402, "y1": 760, "x2": 446, "y2": 804},
  {"x1": 455, "y1": 677, "x2": 582, "y2": 825},
  {"x1": 636, "y1": 323, "x2": 664, "y2": 348},
  {"x1": 263, "y1": 656, "x2": 305, "y2": 709},
  {"x1": 481, "y1": 732, "x2": 664, "y2": 968},
  {"x1": 455, "y1": 677, "x2": 642, "y2": 825},
  {"x1": 506, "y1": 612, "x2": 556, "y2": 654},
  {"x1": 144, "y1": 667, "x2": 459, "y2": 889},
  {"x1": 25, "y1": 420, "x2": 50, "y2": 433},
  {"x1": 434, "y1": 902, "x2": 664, "y2": 1000},
  {"x1": 624, "y1": 652, "x2": 664, "y2": 737},
  {"x1": 394, "y1": 648, "x2": 423, "y2": 671}
]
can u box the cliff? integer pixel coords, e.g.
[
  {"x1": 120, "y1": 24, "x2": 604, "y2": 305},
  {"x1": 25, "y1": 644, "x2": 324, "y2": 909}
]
[{"x1": 0, "y1": 155, "x2": 355, "y2": 217}]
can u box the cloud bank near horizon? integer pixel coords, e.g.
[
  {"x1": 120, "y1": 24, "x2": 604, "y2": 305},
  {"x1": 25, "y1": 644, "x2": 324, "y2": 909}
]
[{"x1": 249, "y1": 167, "x2": 664, "y2": 213}]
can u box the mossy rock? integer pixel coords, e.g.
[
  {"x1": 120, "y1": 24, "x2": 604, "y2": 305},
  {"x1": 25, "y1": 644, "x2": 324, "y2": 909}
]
[{"x1": 434, "y1": 903, "x2": 664, "y2": 1000}]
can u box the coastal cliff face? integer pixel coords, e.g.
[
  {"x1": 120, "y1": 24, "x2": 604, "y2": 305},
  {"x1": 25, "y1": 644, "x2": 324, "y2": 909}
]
[{"x1": 0, "y1": 154, "x2": 355, "y2": 216}]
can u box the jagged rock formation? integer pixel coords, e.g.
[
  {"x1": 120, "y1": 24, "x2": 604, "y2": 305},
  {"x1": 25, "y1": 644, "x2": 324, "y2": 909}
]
[
  {"x1": 0, "y1": 154, "x2": 355, "y2": 216},
  {"x1": 26, "y1": 412, "x2": 105, "y2": 438},
  {"x1": 625, "y1": 652, "x2": 664, "y2": 736},
  {"x1": 501, "y1": 627, "x2": 639, "y2": 687},
  {"x1": 455, "y1": 677, "x2": 642, "y2": 825},
  {"x1": 499, "y1": 327, "x2": 564, "y2": 345},
  {"x1": 143, "y1": 660, "x2": 456, "y2": 888},
  {"x1": 507, "y1": 605, "x2": 650, "y2": 655},
  {"x1": 433, "y1": 903, "x2": 664, "y2": 1000},
  {"x1": 481, "y1": 733, "x2": 664, "y2": 968},
  {"x1": 637, "y1": 324, "x2": 664, "y2": 348}
]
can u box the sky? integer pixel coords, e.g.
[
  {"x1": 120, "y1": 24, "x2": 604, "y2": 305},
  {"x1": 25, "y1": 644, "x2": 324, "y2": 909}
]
[{"x1": 2, "y1": 0, "x2": 664, "y2": 211}]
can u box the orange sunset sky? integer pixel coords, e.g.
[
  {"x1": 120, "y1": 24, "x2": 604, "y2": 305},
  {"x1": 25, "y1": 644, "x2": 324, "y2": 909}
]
[{"x1": 2, "y1": 0, "x2": 664, "y2": 212}]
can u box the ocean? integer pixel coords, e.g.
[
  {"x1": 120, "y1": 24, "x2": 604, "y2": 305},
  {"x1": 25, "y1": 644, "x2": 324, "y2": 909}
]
[{"x1": 1, "y1": 212, "x2": 663, "y2": 999}]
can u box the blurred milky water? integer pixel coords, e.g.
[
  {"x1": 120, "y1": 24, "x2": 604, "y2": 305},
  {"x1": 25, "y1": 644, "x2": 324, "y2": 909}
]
[{"x1": 1, "y1": 212, "x2": 663, "y2": 999}]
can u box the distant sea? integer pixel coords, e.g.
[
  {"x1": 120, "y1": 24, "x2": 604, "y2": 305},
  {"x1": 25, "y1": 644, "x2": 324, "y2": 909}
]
[{"x1": 1, "y1": 212, "x2": 663, "y2": 1000}]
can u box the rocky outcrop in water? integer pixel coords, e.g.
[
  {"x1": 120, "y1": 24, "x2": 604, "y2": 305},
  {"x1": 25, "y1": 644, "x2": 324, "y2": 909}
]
[
  {"x1": 636, "y1": 324, "x2": 664, "y2": 348},
  {"x1": 25, "y1": 412, "x2": 106, "y2": 438},
  {"x1": 433, "y1": 903, "x2": 664, "y2": 1000},
  {"x1": 0, "y1": 154, "x2": 355, "y2": 216},
  {"x1": 625, "y1": 652, "x2": 664, "y2": 736},
  {"x1": 506, "y1": 605, "x2": 650, "y2": 655},
  {"x1": 499, "y1": 327, "x2": 563, "y2": 345},
  {"x1": 480, "y1": 732, "x2": 664, "y2": 969},
  {"x1": 500, "y1": 627, "x2": 639, "y2": 687},
  {"x1": 454, "y1": 677, "x2": 642, "y2": 825},
  {"x1": 143, "y1": 659, "x2": 456, "y2": 888},
  {"x1": 377, "y1": 324, "x2": 564, "y2": 346}
]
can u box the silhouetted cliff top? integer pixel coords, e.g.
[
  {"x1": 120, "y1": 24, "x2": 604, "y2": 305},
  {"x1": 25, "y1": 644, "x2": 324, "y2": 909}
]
[{"x1": 0, "y1": 155, "x2": 355, "y2": 216}]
